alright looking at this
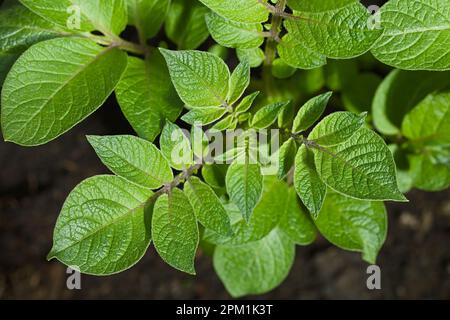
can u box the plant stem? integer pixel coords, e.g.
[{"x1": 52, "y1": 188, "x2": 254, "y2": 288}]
[
  {"x1": 263, "y1": 0, "x2": 286, "y2": 97},
  {"x1": 82, "y1": 32, "x2": 147, "y2": 55}
]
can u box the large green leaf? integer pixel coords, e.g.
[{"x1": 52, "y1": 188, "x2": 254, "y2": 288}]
[
  {"x1": 205, "y1": 12, "x2": 264, "y2": 49},
  {"x1": 279, "y1": 187, "x2": 317, "y2": 245},
  {"x1": 165, "y1": 0, "x2": 209, "y2": 49},
  {"x1": 48, "y1": 175, "x2": 153, "y2": 275},
  {"x1": 1, "y1": 37, "x2": 127, "y2": 146},
  {"x1": 372, "y1": 69, "x2": 450, "y2": 135},
  {"x1": 126, "y1": 0, "x2": 170, "y2": 39},
  {"x1": 371, "y1": 0, "x2": 450, "y2": 71},
  {"x1": 214, "y1": 228, "x2": 295, "y2": 298},
  {"x1": 159, "y1": 121, "x2": 193, "y2": 170},
  {"x1": 184, "y1": 176, "x2": 232, "y2": 236},
  {"x1": 402, "y1": 90, "x2": 450, "y2": 145},
  {"x1": 115, "y1": 53, "x2": 183, "y2": 142},
  {"x1": 87, "y1": 135, "x2": 173, "y2": 189},
  {"x1": 20, "y1": 0, "x2": 128, "y2": 35},
  {"x1": 292, "y1": 92, "x2": 332, "y2": 133},
  {"x1": 315, "y1": 190, "x2": 387, "y2": 264},
  {"x1": 294, "y1": 145, "x2": 326, "y2": 217},
  {"x1": 199, "y1": 0, "x2": 269, "y2": 23},
  {"x1": 0, "y1": 4, "x2": 66, "y2": 54},
  {"x1": 226, "y1": 159, "x2": 263, "y2": 222},
  {"x1": 152, "y1": 188, "x2": 199, "y2": 274},
  {"x1": 160, "y1": 49, "x2": 230, "y2": 108},
  {"x1": 288, "y1": 0, "x2": 382, "y2": 59},
  {"x1": 308, "y1": 111, "x2": 366, "y2": 146},
  {"x1": 313, "y1": 127, "x2": 406, "y2": 201}
]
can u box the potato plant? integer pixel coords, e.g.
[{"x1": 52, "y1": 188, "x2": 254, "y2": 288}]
[{"x1": 1, "y1": 0, "x2": 449, "y2": 297}]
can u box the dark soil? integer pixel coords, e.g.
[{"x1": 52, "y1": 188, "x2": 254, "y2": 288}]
[{"x1": 0, "y1": 100, "x2": 449, "y2": 300}]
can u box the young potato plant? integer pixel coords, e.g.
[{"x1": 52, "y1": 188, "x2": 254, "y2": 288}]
[{"x1": 1, "y1": 0, "x2": 449, "y2": 297}]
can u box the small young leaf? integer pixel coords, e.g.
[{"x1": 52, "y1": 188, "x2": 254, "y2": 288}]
[
  {"x1": 160, "y1": 49, "x2": 230, "y2": 108},
  {"x1": 235, "y1": 91, "x2": 260, "y2": 114},
  {"x1": 87, "y1": 135, "x2": 173, "y2": 189},
  {"x1": 0, "y1": 4, "x2": 66, "y2": 54},
  {"x1": 308, "y1": 111, "x2": 366, "y2": 146},
  {"x1": 292, "y1": 92, "x2": 332, "y2": 133},
  {"x1": 115, "y1": 53, "x2": 183, "y2": 142},
  {"x1": 199, "y1": 0, "x2": 269, "y2": 23},
  {"x1": 211, "y1": 115, "x2": 237, "y2": 131},
  {"x1": 181, "y1": 107, "x2": 227, "y2": 125},
  {"x1": 401, "y1": 90, "x2": 450, "y2": 145},
  {"x1": 227, "y1": 60, "x2": 250, "y2": 105},
  {"x1": 184, "y1": 176, "x2": 232, "y2": 236},
  {"x1": 165, "y1": 0, "x2": 210, "y2": 49},
  {"x1": 371, "y1": 0, "x2": 450, "y2": 71},
  {"x1": 313, "y1": 127, "x2": 406, "y2": 201},
  {"x1": 279, "y1": 188, "x2": 317, "y2": 245},
  {"x1": 48, "y1": 175, "x2": 153, "y2": 275},
  {"x1": 160, "y1": 121, "x2": 193, "y2": 170},
  {"x1": 205, "y1": 12, "x2": 264, "y2": 49},
  {"x1": 315, "y1": 190, "x2": 387, "y2": 264},
  {"x1": 126, "y1": 0, "x2": 170, "y2": 39},
  {"x1": 294, "y1": 145, "x2": 327, "y2": 217},
  {"x1": 1, "y1": 38, "x2": 127, "y2": 146},
  {"x1": 152, "y1": 188, "x2": 199, "y2": 274},
  {"x1": 236, "y1": 47, "x2": 265, "y2": 68},
  {"x1": 20, "y1": 0, "x2": 128, "y2": 35},
  {"x1": 214, "y1": 228, "x2": 295, "y2": 298},
  {"x1": 250, "y1": 101, "x2": 289, "y2": 129},
  {"x1": 277, "y1": 138, "x2": 297, "y2": 179},
  {"x1": 226, "y1": 159, "x2": 263, "y2": 222}
]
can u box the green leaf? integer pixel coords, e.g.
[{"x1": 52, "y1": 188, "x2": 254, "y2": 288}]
[
  {"x1": 294, "y1": 145, "x2": 327, "y2": 217},
  {"x1": 409, "y1": 153, "x2": 450, "y2": 192},
  {"x1": 214, "y1": 228, "x2": 295, "y2": 298},
  {"x1": 315, "y1": 190, "x2": 387, "y2": 264},
  {"x1": 185, "y1": 176, "x2": 232, "y2": 236},
  {"x1": 182, "y1": 107, "x2": 227, "y2": 125},
  {"x1": 1, "y1": 37, "x2": 127, "y2": 146},
  {"x1": 308, "y1": 111, "x2": 367, "y2": 146},
  {"x1": 87, "y1": 135, "x2": 173, "y2": 189},
  {"x1": 278, "y1": 24, "x2": 326, "y2": 70},
  {"x1": 272, "y1": 58, "x2": 296, "y2": 79},
  {"x1": 277, "y1": 138, "x2": 297, "y2": 179},
  {"x1": 209, "y1": 177, "x2": 288, "y2": 246},
  {"x1": 402, "y1": 90, "x2": 450, "y2": 145},
  {"x1": 288, "y1": 1, "x2": 382, "y2": 59},
  {"x1": 288, "y1": 0, "x2": 355, "y2": 11},
  {"x1": 279, "y1": 187, "x2": 317, "y2": 245},
  {"x1": 160, "y1": 121, "x2": 193, "y2": 170},
  {"x1": 235, "y1": 91, "x2": 259, "y2": 114},
  {"x1": 199, "y1": 0, "x2": 269, "y2": 23},
  {"x1": 0, "y1": 4, "x2": 66, "y2": 54},
  {"x1": 313, "y1": 127, "x2": 406, "y2": 201},
  {"x1": 211, "y1": 115, "x2": 237, "y2": 131},
  {"x1": 292, "y1": 92, "x2": 332, "y2": 133},
  {"x1": 371, "y1": 0, "x2": 450, "y2": 71},
  {"x1": 205, "y1": 12, "x2": 264, "y2": 49},
  {"x1": 342, "y1": 73, "x2": 381, "y2": 113},
  {"x1": 152, "y1": 188, "x2": 199, "y2": 274},
  {"x1": 160, "y1": 48, "x2": 230, "y2": 108},
  {"x1": 226, "y1": 159, "x2": 263, "y2": 222},
  {"x1": 227, "y1": 60, "x2": 250, "y2": 105},
  {"x1": 165, "y1": 0, "x2": 209, "y2": 49},
  {"x1": 126, "y1": 0, "x2": 170, "y2": 39},
  {"x1": 20, "y1": 0, "x2": 128, "y2": 35},
  {"x1": 236, "y1": 47, "x2": 265, "y2": 68},
  {"x1": 250, "y1": 101, "x2": 289, "y2": 129},
  {"x1": 115, "y1": 53, "x2": 183, "y2": 142},
  {"x1": 372, "y1": 69, "x2": 450, "y2": 135},
  {"x1": 48, "y1": 175, "x2": 153, "y2": 275}
]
